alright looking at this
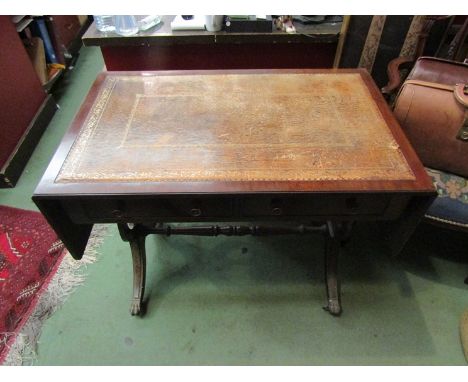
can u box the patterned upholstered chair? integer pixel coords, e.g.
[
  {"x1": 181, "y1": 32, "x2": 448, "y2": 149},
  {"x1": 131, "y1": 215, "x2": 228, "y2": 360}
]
[
  {"x1": 388, "y1": 57, "x2": 468, "y2": 271},
  {"x1": 424, "y1": 168, "x2": 468, "y2": 236},
  {"x1": 426, "y1": 164, "x2": 468, "y2": 365},
  {"x1": 387, "y1": 57, "x2": 468, "y2": 363}
]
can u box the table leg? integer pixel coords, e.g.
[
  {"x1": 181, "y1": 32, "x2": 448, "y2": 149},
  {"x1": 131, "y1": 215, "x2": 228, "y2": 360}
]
[
  {"x1": 323, "y1": 221, "x2": 348, "y2": 316},
  {"x1": 118, "y1": 223, "x2": 147, "y2": 316},
  {"x1": 115, "y1": 221, "x2": 350, "y2": 317}
]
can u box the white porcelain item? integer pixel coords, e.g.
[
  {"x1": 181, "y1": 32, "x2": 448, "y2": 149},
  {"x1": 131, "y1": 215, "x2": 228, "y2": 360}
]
[{"x1": 205, "y1": 15, "x2": 224, "y2": 32}]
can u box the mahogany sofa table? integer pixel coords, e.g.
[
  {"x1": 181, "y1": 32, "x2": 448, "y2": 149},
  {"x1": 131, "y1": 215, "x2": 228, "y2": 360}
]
[{"x1": 33, "y1": 69, "x2": 435, "y2": 317}]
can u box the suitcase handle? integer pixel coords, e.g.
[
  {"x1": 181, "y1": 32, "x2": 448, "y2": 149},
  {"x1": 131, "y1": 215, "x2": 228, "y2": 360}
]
[
  {"x1": 403, "y1": 80, "x2": 468, "y2": 108},
  {"x1": 454, "y1": 84, "x2": 468, "y2": 107}
]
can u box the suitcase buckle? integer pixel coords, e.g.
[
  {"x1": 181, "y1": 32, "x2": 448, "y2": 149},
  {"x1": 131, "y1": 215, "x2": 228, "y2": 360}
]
[{"x1": 457, "y1": 117, "x2": 468, "y2": 142}]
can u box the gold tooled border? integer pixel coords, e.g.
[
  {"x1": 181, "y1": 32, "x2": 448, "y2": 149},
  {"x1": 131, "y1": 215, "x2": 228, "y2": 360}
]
[{"x1": 56, "y1": 76, "x2": 117, "y2": 181}]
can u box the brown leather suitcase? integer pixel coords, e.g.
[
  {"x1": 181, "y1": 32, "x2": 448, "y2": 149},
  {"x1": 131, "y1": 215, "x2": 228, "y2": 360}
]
[
  {"x1": 406, "y1": 56, "x2": 468, "y2": 85},
  {"x1": 393, "y1": 57, "x2": 468, "y2": 177}
]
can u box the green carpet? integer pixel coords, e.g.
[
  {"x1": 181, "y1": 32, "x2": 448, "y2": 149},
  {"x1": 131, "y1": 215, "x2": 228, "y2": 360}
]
[{"x1": 1, "y1": 46, "x2": 467, "y2": 365}]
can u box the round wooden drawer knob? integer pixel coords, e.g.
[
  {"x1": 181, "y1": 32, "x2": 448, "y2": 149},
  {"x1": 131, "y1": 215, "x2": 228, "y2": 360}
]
[
  {"x1": 112, "y1": 209, "x2": 124, "y2": 218},
  {"x1": 190, "y1": 208, "x2": 202, "y2": 217},
  {"x1": 271, "y1": 207, "x2": 283, "y2": 216}
]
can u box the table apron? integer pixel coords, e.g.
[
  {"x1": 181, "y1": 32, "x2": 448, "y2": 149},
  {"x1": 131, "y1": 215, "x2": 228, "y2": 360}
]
[{"x1": 59, "y1": 193, "x2": 412, "y2": 224}]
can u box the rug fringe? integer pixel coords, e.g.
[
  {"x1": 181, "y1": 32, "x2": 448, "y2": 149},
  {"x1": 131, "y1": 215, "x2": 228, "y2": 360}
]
[{"x1": 2, "y1": 224, "x2": 108, "y2": 366}]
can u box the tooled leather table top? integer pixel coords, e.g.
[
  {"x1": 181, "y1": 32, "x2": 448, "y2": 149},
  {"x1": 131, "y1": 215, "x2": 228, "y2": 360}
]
[{"x1": 56, "y1": 72, "x2": 415, "y2": 183}]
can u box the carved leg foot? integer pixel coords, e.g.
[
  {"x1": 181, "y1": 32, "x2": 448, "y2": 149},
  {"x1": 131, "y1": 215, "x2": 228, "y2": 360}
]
[
  {"x1": 128, "y1": 230, "x2": 146, "y2": 316},
  {"x1": 118, "y1": 224, "x2": 147, "y2": 316},
  {"x1": 130, "y1": 299, "x2": 142, "y2": 316},
  {"x1": 323, "y1": 221, "x2": 342, "y2": 316}
]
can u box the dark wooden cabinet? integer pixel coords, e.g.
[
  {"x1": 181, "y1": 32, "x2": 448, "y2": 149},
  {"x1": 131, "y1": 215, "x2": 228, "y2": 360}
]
[
  {"x1": 0, "y1": 15, "x2": 91, "y2": 187},
  {"x1": 83, "y1": 15, "x2": 345, "y2": 71},
  {"x1": 0, "y1": 16, "x2": 57, "y2": 188}
]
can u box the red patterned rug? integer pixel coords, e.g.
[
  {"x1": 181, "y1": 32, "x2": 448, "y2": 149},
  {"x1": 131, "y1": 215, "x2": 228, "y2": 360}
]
[{"x1": 0, "y1": 205, "x2": 65, "y2": 363}]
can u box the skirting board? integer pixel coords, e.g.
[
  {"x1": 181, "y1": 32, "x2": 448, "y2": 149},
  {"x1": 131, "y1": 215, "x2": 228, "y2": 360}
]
[{"x1": 0, "y1": 95, "x2": 57, "y2": 188}]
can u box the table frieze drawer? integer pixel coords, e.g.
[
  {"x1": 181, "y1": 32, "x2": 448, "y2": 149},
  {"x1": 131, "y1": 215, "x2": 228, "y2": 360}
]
[
  {"x1": 68, "y1": 198, "x2": 234, "y2": 222},
  {"x1": 240, "y1": 194, "x2": 391, "y2": 217}
]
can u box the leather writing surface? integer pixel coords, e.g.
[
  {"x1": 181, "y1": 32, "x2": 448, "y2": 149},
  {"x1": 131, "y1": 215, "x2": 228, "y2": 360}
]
[{"x1": 56, "y1": 73, "x2": 415, "y2": 183}]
